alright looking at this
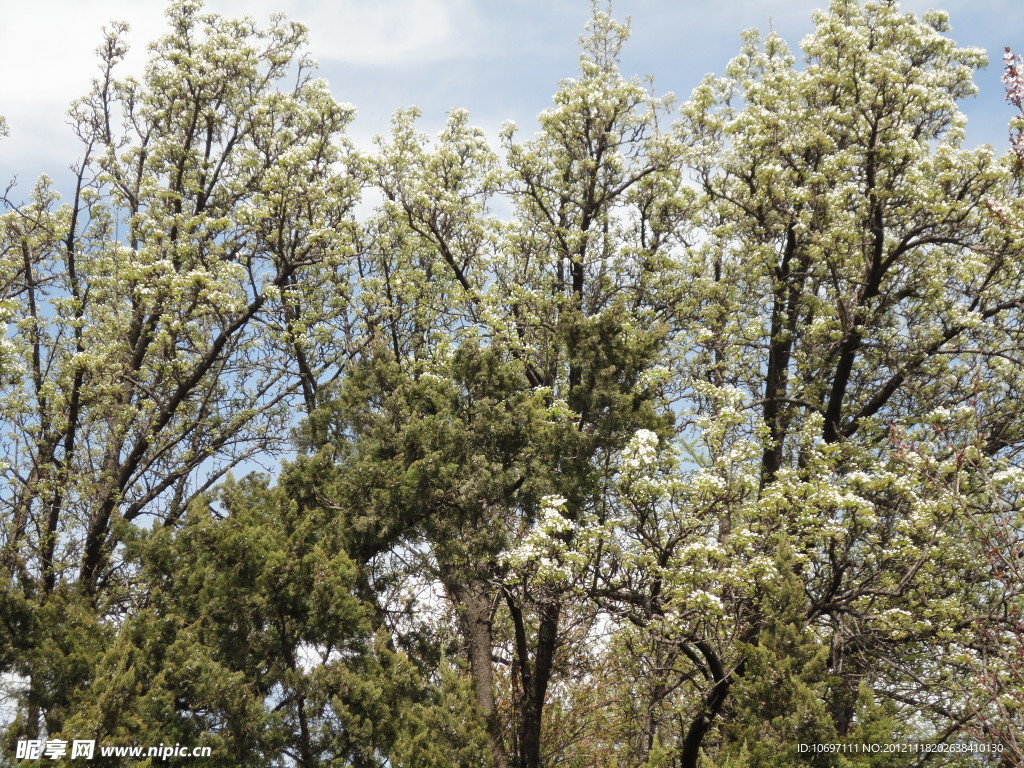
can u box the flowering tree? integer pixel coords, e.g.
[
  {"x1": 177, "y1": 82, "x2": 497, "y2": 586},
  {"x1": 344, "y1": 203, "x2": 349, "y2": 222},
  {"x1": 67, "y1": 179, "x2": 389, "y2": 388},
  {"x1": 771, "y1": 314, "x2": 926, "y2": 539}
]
[
  {"x1": 1004, "y1": 47, "x2": 1024, "y2": 166},
  {"x1": 0, "y1": 0, "x2": 359, "y2": 745},
  {"x1": 569, "y1": 2, "x2": 1024, "y2": 764},
  {"x1": 936, "y1": 444, "x2": 1024, "y2": 766},
  {"x1": 956, "y1": 44, "x2": 1024, "y2": 765},
  {"x1": 311, "y1": 10, "x2": 686, "y2": 767},
  {"x1": 2, "y1": 2, "x2": 1022, "y2": 767}
]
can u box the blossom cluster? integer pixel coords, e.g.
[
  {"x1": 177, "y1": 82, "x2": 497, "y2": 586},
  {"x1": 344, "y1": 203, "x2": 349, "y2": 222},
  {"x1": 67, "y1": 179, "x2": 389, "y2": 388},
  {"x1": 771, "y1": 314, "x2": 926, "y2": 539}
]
[{"x1": 1005, "y1": 48, "x2": 1024, "y2": 161}]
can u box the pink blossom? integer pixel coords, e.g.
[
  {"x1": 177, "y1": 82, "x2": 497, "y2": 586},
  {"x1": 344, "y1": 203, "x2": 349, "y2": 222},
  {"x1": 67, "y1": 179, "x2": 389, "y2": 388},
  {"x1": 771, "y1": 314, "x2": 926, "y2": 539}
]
[
  {"x1": 1003, "y1": 48, "x2": 1024, "y2": 160},
  {"x1": 1004, "y1": 48, "x2": 1024, "y2": 107}
]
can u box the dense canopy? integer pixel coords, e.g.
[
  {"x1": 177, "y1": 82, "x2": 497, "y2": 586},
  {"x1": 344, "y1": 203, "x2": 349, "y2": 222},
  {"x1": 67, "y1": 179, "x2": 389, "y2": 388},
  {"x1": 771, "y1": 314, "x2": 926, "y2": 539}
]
[{"x1": 2, "y1": 1, "x2": 1023, "y2": 766}]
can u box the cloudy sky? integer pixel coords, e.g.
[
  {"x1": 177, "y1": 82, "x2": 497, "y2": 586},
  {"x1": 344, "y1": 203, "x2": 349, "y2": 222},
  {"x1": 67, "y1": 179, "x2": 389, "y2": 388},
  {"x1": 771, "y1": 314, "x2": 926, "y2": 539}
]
[{"x1": 1, "y1": 0, "x2": 1022, "y2": 197}]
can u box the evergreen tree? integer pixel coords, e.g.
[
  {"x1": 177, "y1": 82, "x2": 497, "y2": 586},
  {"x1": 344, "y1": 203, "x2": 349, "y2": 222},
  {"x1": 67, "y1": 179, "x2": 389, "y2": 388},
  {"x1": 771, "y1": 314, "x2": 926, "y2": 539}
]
[{"x1": 2, "y1": 2, "x2": 1022, "y2": 766}]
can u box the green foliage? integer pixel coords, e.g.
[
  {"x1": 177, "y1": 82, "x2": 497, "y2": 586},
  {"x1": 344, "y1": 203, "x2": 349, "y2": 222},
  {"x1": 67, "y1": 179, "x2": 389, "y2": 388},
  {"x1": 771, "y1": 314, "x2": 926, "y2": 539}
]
[
  {"x1": 47, "y1": 472, "x2": 430, "y2": 766},
  {"x1": 1, "y1": 0, "x2": 360, "y2": 755},
  {"x1": 720, "y1": 550, "x2": 841, "y2": 767},
  {"x1": 716, "y1": 547, "x2": 908, "y2": 768},
  {"x1": 388, "y1": 660, "x2": 495, "y2": 768},
  {"x1": 2, "y1": 1, "x2": 1023, "y2": 767}
]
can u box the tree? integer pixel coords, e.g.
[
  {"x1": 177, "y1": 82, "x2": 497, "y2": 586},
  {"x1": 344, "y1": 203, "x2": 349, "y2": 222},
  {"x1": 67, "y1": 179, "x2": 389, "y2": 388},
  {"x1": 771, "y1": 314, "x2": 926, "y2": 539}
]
[
  {"x1": 889, "y1": 427, "x2": 1024, "y2": 767},
  {"x1": 303, "y1": 7, "x2": 688, "y2": 768},
  {"x1": 56, "y1": 469, "x2": 432, "y2": 768},
  {"x1": 3, "y1": 1, "x2": 1023, "y2": 766},
  {"x1": 0, "y1": 0, "x2": 358, "y2": 745},
  {"x1": 564, "y1": 1, "x2": 1022, "y2": 764},
  {"x1": 1004, "y1": 47, "x2": 1024, "y2": 168},
  {"x1": 958, "y1": 45, "x2": 1024, "y2": 766},
  {"x1": 659, "y1": 0, "x2": 1020, "y2": 761}
]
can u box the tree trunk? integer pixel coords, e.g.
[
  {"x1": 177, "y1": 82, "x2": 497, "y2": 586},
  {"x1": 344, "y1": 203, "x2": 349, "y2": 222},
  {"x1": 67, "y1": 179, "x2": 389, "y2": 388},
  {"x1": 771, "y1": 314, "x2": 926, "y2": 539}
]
[{"x1": 449, "y1": 579, "x2": 509, "y2": 768}]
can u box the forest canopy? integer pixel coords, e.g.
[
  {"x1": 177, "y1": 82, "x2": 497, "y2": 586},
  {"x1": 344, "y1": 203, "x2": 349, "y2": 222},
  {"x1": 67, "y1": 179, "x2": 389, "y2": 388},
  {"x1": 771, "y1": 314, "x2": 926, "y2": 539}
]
[{"x1": 2, "y1": 1, "x2": 1024, "y2": 766}]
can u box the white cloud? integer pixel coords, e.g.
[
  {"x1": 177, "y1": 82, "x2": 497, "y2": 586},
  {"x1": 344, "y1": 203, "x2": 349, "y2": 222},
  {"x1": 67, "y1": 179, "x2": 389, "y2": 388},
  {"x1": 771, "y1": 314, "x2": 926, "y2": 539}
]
[
  {"x1": 0, "y1": 2, "x2": 165, "y2": 106},
  {"x1": 1, "y1": 0, "x2": 1019, "y2": 191},
  {"x1": 0, "y1": 2, "x2": 166, "y2": 182},
  {"x1": 293, "y1": 0, "x2": 484, "y2": 67},
  {"x1": 0, "y1": 0, "x2": 486, "y2": 184}
]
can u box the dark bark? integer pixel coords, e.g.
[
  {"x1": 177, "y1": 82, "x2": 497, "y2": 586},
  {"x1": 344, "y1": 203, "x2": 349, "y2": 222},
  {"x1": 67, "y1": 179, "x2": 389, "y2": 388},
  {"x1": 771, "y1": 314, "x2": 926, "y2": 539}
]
[
  {"x1": 761, "y1": 224, "x2": 811, "y2": 486},
  {"x1": 449, "y1": 579, "x2": 509, "y2": 768},
  {"x1": 679, "y1": 642, "x2": 732, "y2": 768},
  {"x1": 504, "y1": 589, "x2": 560, "y2": 768}
]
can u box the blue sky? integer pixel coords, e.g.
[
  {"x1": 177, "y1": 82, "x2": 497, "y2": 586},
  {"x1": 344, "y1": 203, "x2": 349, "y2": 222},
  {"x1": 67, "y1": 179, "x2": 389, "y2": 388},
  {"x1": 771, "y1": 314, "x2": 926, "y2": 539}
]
[{"x1": 1, "y1": 0, "x2": 1022, "y2": 196}]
